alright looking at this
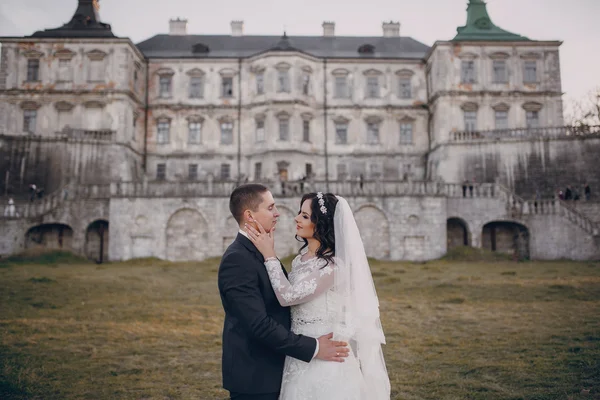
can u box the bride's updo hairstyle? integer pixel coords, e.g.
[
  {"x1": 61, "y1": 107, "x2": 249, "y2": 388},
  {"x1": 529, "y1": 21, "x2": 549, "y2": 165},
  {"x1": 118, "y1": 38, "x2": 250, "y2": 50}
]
[{"x1": 296, "y1": 192, "x2": 339, "y2": 267}]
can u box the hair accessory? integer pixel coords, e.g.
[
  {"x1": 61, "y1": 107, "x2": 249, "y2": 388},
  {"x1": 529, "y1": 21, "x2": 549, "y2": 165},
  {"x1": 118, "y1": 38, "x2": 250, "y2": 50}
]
[{"x1": 316, "y1": 192, "x2": 327, "y2": 214}]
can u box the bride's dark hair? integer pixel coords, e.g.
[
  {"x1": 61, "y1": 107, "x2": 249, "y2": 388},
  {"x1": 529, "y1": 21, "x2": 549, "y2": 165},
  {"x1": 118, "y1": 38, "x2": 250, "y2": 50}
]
[{"x1": 296, "y1": 192, "x2": 339, "y2": 267}]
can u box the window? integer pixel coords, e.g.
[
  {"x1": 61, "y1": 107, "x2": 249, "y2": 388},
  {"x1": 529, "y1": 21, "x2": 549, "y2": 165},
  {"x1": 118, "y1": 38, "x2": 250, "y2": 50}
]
[
  {"x1": 277, "y1": 70, "x2": 290, "y2": 93},
  {"x1": 461, "y1": 60, "x2": 476, "y2": 83},
  {"x1": 220, "y1": 121, "x2": 234, "y2": 144},
  {"x1": 403, "y1": 164, "x2": 412, "y2": 180},
  {"x1": 157, "y1": 119, "x2": 170, "y2": 143},
  {"x1": 156, "y1": 163, "x2": 166, "y2": 180},
  {"x1": 189, "y1": 76, "x2": 204, "y2": 98},
  {"x1": 398, "y1": 78, "x2": 412, "y2": 99},
  {"x1": 399, "y1": 122, "x2": 413, "y2": 144},
  {"x1": 526, "y1": 111, "x2": 539, "y2": 128},
  {"x1": 493, "y1": 60, "x2": 508, "y2": 83},
  {"x1": 89, "y1": 60, "x2": 104, "y2": 82},
  {"x1": 57, "y1": 59, "x2": 73, "y2": 82},
  {"x1": 302, "y1": 73, "x2": 310, "y2": 95},
  {"x1": 188, "y1": 121, "x2": 202, "y2": 144},
  {"x1": 220, "y1": 164, "x2": 231, "y2": 180},
  {"x1": 305, "y1": 163, "x2": 313, "y2": 177},
  {"x1": 27, "y1": 59, "x2": 40, "y2": 82},
  {"x1": 367, "y1": 121, "x2": 380, "y2": 144},
  {"x1": 256, "y1": 72, "x2": 264, "y2": 94},
  {"x1": 335, "y1": 122, "x2": 348, "y2": 144},
  {"x1": 278, "y1": 117, "x2": 289, "y2": 141},
  {"x1": 334, "y1": 76, "x2": 348, "y2": 98},
  {"x1": 254, "y1": 162, "x2": 262, "y2": 180},
  {"x1": 23, "y1": 110, "x2": 37, "y2": 133},
  {"x1": 303, "y1": 120, "x2": 310, "y2": 142},
  {"x1": 495, "y1": 111, "x2": 508, "y2": 130},
  {"x1": 523, "y1": 61, "x2": 537, "y2": 83},
  {"x1": 188, "y1": 164, "x2": 198, "y2": 180},
  {"x1": 366, "y1": 76, "x2": 379, "y2": 98},
  {"x1": 369, "y1": 163, "x2": 382, "y2": 179},
  {"x1": 159, "y1": 75, "x2": 172, "y2": 98},
  {"x1": 464, "y1": 111, "x2": 477, "y2": 131},
  {"x1": 337, "y1": 164, "x2": 348, "y2": 180},
  {"x1": 222, "y1": 77, "x2": 233, "y2": 97},
  {"x1": 256, "y1": 120, "x2": 265, "y2": 143}
]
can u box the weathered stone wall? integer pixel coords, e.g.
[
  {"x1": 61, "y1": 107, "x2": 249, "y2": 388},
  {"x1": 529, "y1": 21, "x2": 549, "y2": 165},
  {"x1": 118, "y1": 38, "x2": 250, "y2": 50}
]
[
  {"x1": 430, "y1": 136, "x2": 600, "y2": 199},
  {"x1": 0, "y1": 136, "x2": 141, "y2": 196},
  {"x1": 572, "y1": 202, "x2": 600, "y2": 224}
]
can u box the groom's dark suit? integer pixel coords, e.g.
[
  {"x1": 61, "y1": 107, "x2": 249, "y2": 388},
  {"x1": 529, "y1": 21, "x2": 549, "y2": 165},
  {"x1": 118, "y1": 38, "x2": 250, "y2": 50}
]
[{"x1": 218, "y1": 233, "x2": 317, "y2": 398}]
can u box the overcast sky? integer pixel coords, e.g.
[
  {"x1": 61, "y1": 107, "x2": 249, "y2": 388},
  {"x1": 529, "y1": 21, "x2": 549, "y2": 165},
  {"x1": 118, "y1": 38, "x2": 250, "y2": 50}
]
[{"x1": 1, "y1": 0, "x2": 598, "y2": 111}]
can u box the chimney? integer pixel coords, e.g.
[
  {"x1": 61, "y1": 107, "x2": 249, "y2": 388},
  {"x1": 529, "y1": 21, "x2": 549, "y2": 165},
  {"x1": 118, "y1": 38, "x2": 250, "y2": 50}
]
[
  {"x1": 169, "y1": 18, "x2": 188, "y2": 35},
  {"x1": 382, "y1": 21, "x2": 400, "y2": 37},
  {"x1": 231, "y1": 20, "x2": 244, "y2": 36},
  {"x1": 322, "y1": 21, "x2": 335, "y2": 37}
]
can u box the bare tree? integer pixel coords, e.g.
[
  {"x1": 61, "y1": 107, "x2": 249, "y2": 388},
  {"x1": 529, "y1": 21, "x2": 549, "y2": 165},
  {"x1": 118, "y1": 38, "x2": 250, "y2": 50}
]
[{"x1": 566, "y1": 87, "x2": 600, "y2": 128}]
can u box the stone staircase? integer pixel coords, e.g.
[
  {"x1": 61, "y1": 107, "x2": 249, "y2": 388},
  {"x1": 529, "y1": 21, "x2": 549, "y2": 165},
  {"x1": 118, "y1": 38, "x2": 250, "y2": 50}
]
[{"x1": 498, "y1": 185, "x2": 599, "y2": 236}]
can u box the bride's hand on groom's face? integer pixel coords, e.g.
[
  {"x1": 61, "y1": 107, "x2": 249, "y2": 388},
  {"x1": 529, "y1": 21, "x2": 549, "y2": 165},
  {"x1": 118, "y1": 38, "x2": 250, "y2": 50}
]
[
  {"x1": 316, "y1": 332, "x2": 350, "y2": 363},
  {"x1": 245, "y1": 221, "x2": 276, "y2": 259}
]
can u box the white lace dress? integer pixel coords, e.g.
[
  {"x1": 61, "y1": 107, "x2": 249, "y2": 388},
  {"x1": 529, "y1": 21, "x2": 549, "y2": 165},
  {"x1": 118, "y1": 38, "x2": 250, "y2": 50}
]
[{"x1": 264, "y1": 253, "x2": 368, "y2": 400}]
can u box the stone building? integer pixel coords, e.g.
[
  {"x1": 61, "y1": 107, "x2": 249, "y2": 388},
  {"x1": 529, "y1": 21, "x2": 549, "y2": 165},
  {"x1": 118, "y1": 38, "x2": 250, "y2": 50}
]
[{"x1": 1, "y1": 0, "x2": 599, "y2": 262}]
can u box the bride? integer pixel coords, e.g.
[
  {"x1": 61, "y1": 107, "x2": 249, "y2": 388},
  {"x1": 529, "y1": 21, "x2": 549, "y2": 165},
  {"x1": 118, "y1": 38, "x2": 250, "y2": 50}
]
[{"x1": 245, "y1": 192, "x2": 390, "y2": 400}]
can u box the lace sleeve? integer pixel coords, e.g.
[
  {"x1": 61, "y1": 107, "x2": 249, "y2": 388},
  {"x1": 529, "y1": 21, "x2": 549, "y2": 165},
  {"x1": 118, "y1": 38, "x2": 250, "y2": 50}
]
[{"x1": 264, "y1": 258, "x2": 336, "y2": 307}]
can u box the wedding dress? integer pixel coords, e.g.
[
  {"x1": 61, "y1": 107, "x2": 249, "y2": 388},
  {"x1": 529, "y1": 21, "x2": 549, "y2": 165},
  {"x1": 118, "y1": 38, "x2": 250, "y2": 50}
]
[{"x1": 263, "y1": 196, "x2": 390, "y2": 400}]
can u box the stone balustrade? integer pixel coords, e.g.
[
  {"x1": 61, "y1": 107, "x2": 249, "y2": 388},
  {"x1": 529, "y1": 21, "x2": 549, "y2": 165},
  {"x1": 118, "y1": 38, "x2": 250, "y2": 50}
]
[{"x1": 451, "y1": 125, "x2": 600, "y2": 142}]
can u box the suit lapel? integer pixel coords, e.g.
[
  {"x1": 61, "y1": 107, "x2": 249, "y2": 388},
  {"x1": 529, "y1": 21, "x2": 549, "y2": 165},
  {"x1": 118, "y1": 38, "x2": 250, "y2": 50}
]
[{"x1": 235, "y1": 233, "x2": 289, "y2": 277}]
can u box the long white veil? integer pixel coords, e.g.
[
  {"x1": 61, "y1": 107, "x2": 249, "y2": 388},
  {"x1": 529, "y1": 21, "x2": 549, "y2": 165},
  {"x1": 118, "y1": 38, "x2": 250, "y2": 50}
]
[{"x1": 333, "y1": 196, "x2": 390, "y2": 399}]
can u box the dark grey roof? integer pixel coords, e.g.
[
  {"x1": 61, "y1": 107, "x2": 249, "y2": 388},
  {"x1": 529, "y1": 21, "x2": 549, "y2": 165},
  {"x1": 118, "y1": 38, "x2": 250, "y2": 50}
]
[{"x1": 136, "y1": 34, "x2": 431, "y2": 59}]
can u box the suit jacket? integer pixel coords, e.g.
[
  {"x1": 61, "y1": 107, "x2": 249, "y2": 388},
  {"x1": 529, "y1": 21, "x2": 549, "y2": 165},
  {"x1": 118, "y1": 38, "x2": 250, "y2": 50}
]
[{"x1": 218, "y1": 233, "x2": 317, "y2": 394}]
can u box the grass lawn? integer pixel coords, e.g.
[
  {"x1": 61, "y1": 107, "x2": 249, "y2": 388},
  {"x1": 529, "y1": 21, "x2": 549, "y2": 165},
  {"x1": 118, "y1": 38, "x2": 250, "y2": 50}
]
[{"x1": 0, "y1": 249, "x2": 599, "y2": 399}]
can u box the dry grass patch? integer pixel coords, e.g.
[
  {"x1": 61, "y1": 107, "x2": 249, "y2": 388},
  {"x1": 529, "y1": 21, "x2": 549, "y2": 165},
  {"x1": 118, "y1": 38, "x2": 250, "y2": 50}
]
[{"x1": 0, "y1": 251, "x2": 599, "y2": 399}]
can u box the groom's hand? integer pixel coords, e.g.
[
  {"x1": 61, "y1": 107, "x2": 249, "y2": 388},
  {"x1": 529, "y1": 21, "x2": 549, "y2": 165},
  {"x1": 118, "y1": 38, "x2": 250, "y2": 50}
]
[{"x1": 315, "y1": 332, "x2": 349, "y2": 362}]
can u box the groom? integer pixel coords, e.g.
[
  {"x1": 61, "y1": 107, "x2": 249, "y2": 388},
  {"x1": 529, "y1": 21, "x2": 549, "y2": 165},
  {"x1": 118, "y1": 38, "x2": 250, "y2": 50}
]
[{"x1": 218, "y1": 184, "x2": 349, "y2": 400}]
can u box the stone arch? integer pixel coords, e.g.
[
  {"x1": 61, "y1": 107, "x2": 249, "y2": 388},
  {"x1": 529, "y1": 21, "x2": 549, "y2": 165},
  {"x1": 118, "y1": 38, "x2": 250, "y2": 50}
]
[
  {"x1": 85, "y1": 220, "x2": 109, "y2": 263},
  {"x1": 165, "y1": 208, "x2": 209, "y2": 261},
  {"x1": 354, "y1": 205, "x2": 390, "y2": 259},
  {"x1": 447, "y1": 217, "x2": 471, "y2": 249},
  {"x1": 482, "y1": 221, "x2": 530, "y2": 260},
  {"x1": 274, "y1": 205, "x2": 299, "y2": 258},
  {"x1": 25, "y1": 223, "x2": 74, "y2": 251}
]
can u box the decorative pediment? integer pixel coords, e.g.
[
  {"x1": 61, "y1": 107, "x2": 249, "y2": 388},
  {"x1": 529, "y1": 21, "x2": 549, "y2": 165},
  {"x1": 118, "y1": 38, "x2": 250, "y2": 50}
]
[
  {"x1": 363, "y1": 68, "x2": 383, "y2": 76},
  {"x1": 186, "y1": 68, "x2": 205, "y2": 77},
  {"x1": 20, "y1": 101, "x2": 41, "y2": 110},
  {"x1": 186, "y1": 115, "x2": 204, "y2": 122},
  {"x1": 489, "y1": 52, "x2": 510, "y2": 60},
  {"x1": 86, "y1": 49, "x2": 107, "y2": 61},
  {"x1": 301, "y1": 65, "x2": 313, "y2": 73},
  {"x1": 218, "y1": 115, "x2": 234, "y2": 123},
  {"x1": 458, "y1": 52, "x2": 479, "y2": 60},
  {"x1": 276, "y1": 111, "x2": 290, "y2": 119},
  {"x1": 331, "y1": 68, "x2": 350, "y2": 76},
  {"x1": 520, "y1": 52, "x2": 542, "y2": 60},
  {"x1": 395, "y1": 69, "x2": 415, "y2": 77},
  {"x1": 460, "y1": 102, "x2": 479, "y2": 112},
  {"x1": 54, "y1": 49, "x2": 76, "y2": 59},
  {"x1": 275, "y1": 62, "x2": 291, "y2": 71},
  {"x1": 301, "y1": 112, "x2": 313, "y2": 121},
  {"x1": 522, "y1": 102, "x2": 543, "y2": 112},
  {"x1": 333, "y1": 116, "x2": 350, "y2": 124},
  {"x1": 22, "y1": 50, "x2": 43, "y2": 59},
  {"x1": 155, "y1": 67, "x2": 174, "y2": 76},
  {"x1": 365, "y1": 115, "x2": 383, "y2": 124},
  {"x1": 156, "y1": 115, "x2": 172, "y2": 122},
  {"x1": 492, "y1": 102, "x2": 510, "y2": 112},
  {"x1": 219, "y1": 68, "x2": 237, "y2": 77},
  {"x1": 398, "y1": 115, "x2": 416, "y2": 122},
  {"x1": 55, "y1": 101, "x2": 75, "y2": 111},
  {"x1": 254, "y1": 113, "x2": 266, "y2": 121}
]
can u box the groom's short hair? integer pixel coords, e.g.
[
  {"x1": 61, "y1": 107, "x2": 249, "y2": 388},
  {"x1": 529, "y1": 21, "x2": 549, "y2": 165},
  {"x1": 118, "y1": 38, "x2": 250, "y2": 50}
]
[{"x1": 229, "y1": 184, "x2": 269, "y2": 224}]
